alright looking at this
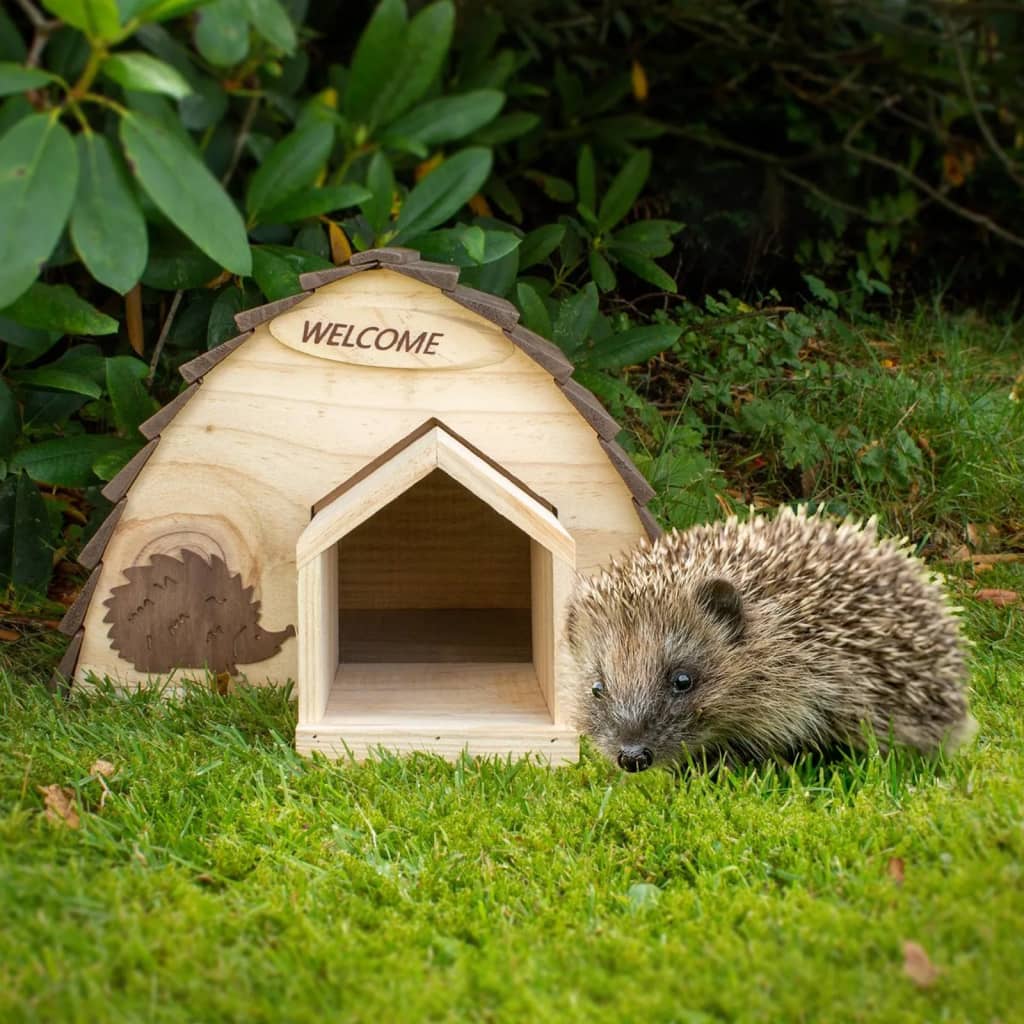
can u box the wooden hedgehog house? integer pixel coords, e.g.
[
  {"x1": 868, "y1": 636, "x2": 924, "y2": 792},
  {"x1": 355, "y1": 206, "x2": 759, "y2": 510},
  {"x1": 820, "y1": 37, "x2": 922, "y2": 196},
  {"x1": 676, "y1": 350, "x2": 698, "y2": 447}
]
[{"x1": 55, "y1": 248, "x2": 659, "y2": 764}]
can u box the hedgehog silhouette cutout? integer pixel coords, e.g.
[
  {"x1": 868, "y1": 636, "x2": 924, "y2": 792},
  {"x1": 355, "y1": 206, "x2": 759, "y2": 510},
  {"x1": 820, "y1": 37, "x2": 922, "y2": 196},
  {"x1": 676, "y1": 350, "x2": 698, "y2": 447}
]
[{"x1": 103, "y1": 550, "x2": 295, "y2": 674}]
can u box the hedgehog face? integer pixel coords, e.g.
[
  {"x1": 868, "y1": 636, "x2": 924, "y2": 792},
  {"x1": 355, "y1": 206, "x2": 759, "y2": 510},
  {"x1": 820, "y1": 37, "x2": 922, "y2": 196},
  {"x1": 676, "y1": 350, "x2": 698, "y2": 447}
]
[{"x1": 567, "y1": 575, "x2": 750, "y2": 770}]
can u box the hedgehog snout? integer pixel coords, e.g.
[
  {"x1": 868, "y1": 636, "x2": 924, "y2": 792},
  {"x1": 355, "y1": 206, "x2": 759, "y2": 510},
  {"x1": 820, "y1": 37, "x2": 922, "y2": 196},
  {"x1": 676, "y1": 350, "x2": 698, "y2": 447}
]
[{"x1": 617, "y1": 745, "x2": 654, "y2": 772}]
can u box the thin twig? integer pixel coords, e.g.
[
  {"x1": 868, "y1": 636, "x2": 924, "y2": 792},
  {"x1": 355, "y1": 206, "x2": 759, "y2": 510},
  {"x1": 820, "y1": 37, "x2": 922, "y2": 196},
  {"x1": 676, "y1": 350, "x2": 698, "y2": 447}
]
[
  {"x1": 16, "y1": 0, "x2": 60, "y2": 69},
  {"x1": 221, "y1": 95, "x2": 260, "y2": 187},
  {"x1": 845, "y1": 143, "x2": 1024, "y2": 249},
  {"x1": 147, "y1": 291, "x2": 183, "y2": 383}
]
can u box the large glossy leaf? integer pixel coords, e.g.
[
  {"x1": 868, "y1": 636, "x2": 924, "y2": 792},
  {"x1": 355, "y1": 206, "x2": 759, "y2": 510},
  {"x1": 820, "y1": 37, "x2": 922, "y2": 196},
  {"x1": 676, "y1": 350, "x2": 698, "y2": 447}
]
[
  {"x1": 105, "y1": 356, "x2": 156, "y2": 436},
  {"x1": 251, "y1": 245, "x2": 332, "y2": 301},
  {"x1": 609, "y1": 219, "x2": 683, "y2": 258},
  {"x1": 344, "y1": 0, "x2": 405, "y2": 120},
  {"x1": 10, "y1": 435, "x2": 130, "y2": 486},
  {"x1": 12, "y1": 367, "x2": 103, "y2": 398},
  {"x1": 412, "y1": 226, "x2": 519, "y2": 267},
  {"x1": 517, "y1": 224, "x2": 565, "y2": 270},
  {"x1": 361, "y1": 151, "x2": 395, "y2": 236},
  {"x1": 259, "y1": 184, "x2": 371, "y2": 224},
  {"x1": 391, "y1": 147, "x2": 492, "y2": 245},
  {"x1": 0, "y1": 63, "x2": 56, "y2": 95},
  {"x1": 374, "y1": 0, "x2": 454, "y2": 127},
  {"x1": 0, "y1": 114, "x2": 78, "y2": 308},
  {"x1": 382, "y1": 90, "x2": 504, "y2": 147},
  {"x1": 617, "y1": 251, "x2": 677, "y2": 292},
  {"x1": 471, "y1": 112, "x2": 539, "y2": 146},
  {"x1": 585, "y1": 323, "x2": 683, "y2": 370},
  {"x1": 102, "y1": 51, "x2": 192, "y2": 98},
  {"x1": 207, "y1": 287, "x2": 245, "y2": 348},
  {"x1": 42, "y1": 0, "x2": 121, "y2": 40},
  {"x1": 121, "y1": 111, "x2": 251, "y2": 275},
  {"x1": 0, "y1": 377, "x2": 18, "y2": 459},
  {"x1": 2, "y1": 283, "x2": 118, "y2": 335},
  {"x1": 245, "y1": 121, "x2": 335, "y2": 222},
  {"x1": 194, "y1": 0, "x2": 249, "y2": 67},
  {"x1": 142, "y1": 235, "x2": 220, "y2": 290},
  {"x1": 244, "y1": 0, "x2": 296, "y2": 54},
  {"x1": 597, "y1": 149, "x2": 651, "y2": 233},
  {"x1": 121, "y1": 0, "x2": 209, "y2": 21},
  {"x1": 0, "y1": 471, "x2": 52, "y2": 595},
  {"x1": 70, "y1": 133, "x2": 148, "y2": 293},
  {"x1": 515, "y1": 282, "x2": 552, "y2": 338}
]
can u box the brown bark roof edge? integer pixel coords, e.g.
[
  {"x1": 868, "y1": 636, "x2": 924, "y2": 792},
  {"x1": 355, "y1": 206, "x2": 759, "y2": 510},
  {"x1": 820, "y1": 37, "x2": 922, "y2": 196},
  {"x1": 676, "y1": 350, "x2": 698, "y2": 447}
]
[
  {"x1": 234, "y1": 290, "x2": 313, "y2": 332},
  {"x1": 298, "y1": 263, "x2": 377, "y2": 290},
  {"x1": 634, "y1": 500, "x2": 662, "y2": 541},
  {"x1": 179, "y1": 331, "x2": 253, "y2": 383},
  {"x1": 139, "y1": 382, "x2": 201, "y2": 440},
  {"x1": 560, "y1": 379, "x2": 620, "y2": 440},
  {"x1": 352, "y1": 246, "x2": 421, "y2": 265},
  {"x1": 311, "y1": 417, "x2": 557, "y2": 517},
  {"x1": 78, "y1": 499, "x2": 126, "y2": 570},
  {"x1": 445, "y1": 284, "x2": 520, "y2": 331},
  {"x1": 101, "y1": 438, "x2": 159, "y2": 503},
  {"x1": 49, "y1": 630, "x2": 83, "y2": 693},
  {"x1": 59, "y1": 564, "x2": 103, "y2": 637},
  {"x1": 599, "y1": 439, "x2": 657, "y2": 505}
]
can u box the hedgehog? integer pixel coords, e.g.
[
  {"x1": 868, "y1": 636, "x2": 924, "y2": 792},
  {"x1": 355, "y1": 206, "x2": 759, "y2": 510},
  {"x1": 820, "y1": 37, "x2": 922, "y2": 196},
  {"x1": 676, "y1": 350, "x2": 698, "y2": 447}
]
[{"x1": 566, "y1": 507, "x2": 976, "y2": 771}]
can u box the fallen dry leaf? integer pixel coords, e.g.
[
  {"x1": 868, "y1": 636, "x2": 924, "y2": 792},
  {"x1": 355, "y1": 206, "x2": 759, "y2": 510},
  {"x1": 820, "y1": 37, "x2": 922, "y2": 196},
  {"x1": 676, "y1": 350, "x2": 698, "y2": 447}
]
[
  {"x1": 887, "y1": 857, "x2": 905, "y2": 885},
  {"x1": 0, "y1": 627, "x2": 20, "y2": 642},
  {"x1": 975, "y1": 589, "x2": 1021, "y2": 607},
  {"x1": 89, "y1": 760, "x2": 116, "y2": 778},
  {"x1": 902, "y1": 940, "x2": 939, "y2": 988},
  {"x1": 38, "y1": 784, "x2": 80, "y2": 829}
]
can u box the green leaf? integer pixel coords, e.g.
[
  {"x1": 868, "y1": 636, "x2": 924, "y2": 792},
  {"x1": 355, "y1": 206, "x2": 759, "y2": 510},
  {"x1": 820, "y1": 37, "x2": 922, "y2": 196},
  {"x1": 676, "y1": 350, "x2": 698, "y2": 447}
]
[
  {"x1": 471, "y1": 112, "x2": 539, "y2": 146},
  {"x1": 12, "y1": 367, "x2": 103, "y2": 398},
  {"x1": 597, "y1": 149, "x2": 651, "y2": 233},
  {"x1": 0, "y1": 471, "x2": 52, "y2": 595},
  {"x1": 0, "y1": 377, "x2": 20, "y2": 459},
  {"x1": 42, "y1": 0, "x2": 121, "y2": 40},
  {"x1": 92, "y1": 441, "x2": 142, "y2": 481},
  {"x1": 10, "y1": 435, "x2": 129, "y2": 486},
  {"x1": 577, "y1": 144, "x2": 596, "y2": 213},
  {"x1": 121, "y1": 111, "x2": 251, "y2": 275},
  {"x1": 382, "y1": 89, "x2": 503, "y2": 147},
  {"x1": 515, "y1": 282, "x2": 551, "y2": 338},
  {"x1": 142, "y1": 236, "x2": 219, "y2": 289},
  {"x1": 105, "y1": 355, "x2": 156, "y2": 436},
  {"x1": 525, "y1": 171, "x2": 573, "y2": 203},
  {"x1": 361, "y1": 151, "x2": 395, "y2": 236},
  {"x1": 375, "y1": 0, "x2": 454, "y2": 127},
  {"x1": 392, "y1": 147, "x2": 492, "y2": 245},
  {"x1": 207, "y1": 287, "x2": 245, "y2": 348},
  {"x1": 102, "y1": 51, "x2": 192, "y2": 99},
  {"x1": 411, "y1": 227, "x2": 520, "y2": 267},
  {"x1": 0, "y1": 113, "x2": 78, "y2": 308},
  {"x1": 2, "y1": 283, "x2": 118, "y2": 335},
  {"x1": 589, "y1": 250, "x2": 616, "y2": 292},
  {"x1": 246, "y1": 121, "x2": 335, "y2": 223},
  {"x1": 194, "y1": 0, "x2": 249, "y2": 67},
  {"x1": 608, "y1": 219, "x2": 682, "y2": 258},
  {"x1": 585, "y1": 323, "x2": 683, "y2": 370},
  {"x1": 251, "y1": 244, "x2": 332, "y2": 301},
  {"x1": 344, "y1": 0, "x2": 406, "y2": 121},
  {"x1": 259, "y1": 184, "x2": 371, "y2": 224},
  {"x1": 518, "y1": 224, "x2": 564, "y2": 270},
  {"x1": 70, "y1": 133, "x2": 148, "y2": 293},
  {"x1": 552, "y1": 282, "x2": 598, "y2": 358},
  {"x1": 0, "y1": 63, "x2": 56, "y2": 96},
  {"x1": 122, "y1": 0, "x2": 209, "y2": 22},
  {"x1": 617, "y1": 251, "x2": 677, "y2": 292},
  {"x1": 244, "y1": 0, "x2": 296, "y2": 54}
]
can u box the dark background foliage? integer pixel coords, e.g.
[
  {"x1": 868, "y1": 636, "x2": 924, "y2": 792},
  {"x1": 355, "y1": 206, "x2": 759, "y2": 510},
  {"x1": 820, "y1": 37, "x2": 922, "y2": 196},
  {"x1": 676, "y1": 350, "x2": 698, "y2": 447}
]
[{"x1": 1, "y1": 0, "x2": 1021, "y2": 607}]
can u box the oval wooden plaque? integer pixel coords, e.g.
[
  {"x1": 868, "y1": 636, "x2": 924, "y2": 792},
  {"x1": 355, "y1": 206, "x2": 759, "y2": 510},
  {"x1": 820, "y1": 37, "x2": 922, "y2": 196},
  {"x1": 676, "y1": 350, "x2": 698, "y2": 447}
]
[{"x1": 268, "y1": 299, "x2": 516, "y2": 371}]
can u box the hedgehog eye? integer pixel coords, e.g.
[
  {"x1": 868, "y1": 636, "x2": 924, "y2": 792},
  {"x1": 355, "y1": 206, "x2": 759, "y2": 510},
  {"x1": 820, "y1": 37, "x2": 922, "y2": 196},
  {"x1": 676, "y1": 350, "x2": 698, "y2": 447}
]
[
  {"x1": 669, "y1": 670, "x2": 694, "y2": 695},
  {"x1": 591, "y1": 680, "x2": 606, "y2": 699}
]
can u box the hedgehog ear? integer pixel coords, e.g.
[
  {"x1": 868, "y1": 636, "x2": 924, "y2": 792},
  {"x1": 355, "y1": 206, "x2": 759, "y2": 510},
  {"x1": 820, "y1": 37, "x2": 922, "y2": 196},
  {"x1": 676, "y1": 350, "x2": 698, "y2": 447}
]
[{"x1": 695, "y1": 579, "x2": 744, "y2": 644}]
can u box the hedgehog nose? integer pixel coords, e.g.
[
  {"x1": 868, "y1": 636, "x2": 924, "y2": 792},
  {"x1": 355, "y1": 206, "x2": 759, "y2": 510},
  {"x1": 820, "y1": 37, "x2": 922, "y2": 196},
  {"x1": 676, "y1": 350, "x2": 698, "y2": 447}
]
[{"x1": 617, "y1": 746, "x2": 654, "y2": 773}]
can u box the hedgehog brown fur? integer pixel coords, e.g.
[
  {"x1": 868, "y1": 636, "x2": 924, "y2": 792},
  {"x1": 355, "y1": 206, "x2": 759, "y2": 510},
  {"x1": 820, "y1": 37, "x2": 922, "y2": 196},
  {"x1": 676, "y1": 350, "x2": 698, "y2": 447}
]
[{"x1": 566, "y1": 506, "x2": 976, "y2": 771}]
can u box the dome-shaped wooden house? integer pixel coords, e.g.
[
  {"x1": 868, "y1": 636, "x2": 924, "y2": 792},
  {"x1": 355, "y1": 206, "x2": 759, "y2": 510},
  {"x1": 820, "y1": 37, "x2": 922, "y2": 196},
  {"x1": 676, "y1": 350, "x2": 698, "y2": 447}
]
[{"x1": 56, "y1": 248, "x2": 659, "y2": 763}]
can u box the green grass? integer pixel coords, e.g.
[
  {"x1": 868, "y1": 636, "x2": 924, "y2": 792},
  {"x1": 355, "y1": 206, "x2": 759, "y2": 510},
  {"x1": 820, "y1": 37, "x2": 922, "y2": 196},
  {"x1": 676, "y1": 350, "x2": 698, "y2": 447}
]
[{"x1": 1, "y1": 565, "x2": 1022, "y2": 1024}]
